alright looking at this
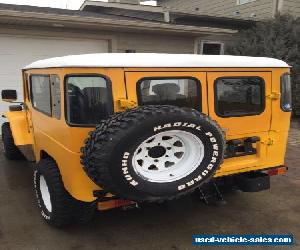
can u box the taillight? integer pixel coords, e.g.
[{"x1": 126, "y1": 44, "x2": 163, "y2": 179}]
[{"x1": 267, "y1": 166, "x2": 288, "y2": 176}]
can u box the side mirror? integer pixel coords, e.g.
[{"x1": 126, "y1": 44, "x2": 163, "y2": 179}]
[{"x1": 2, "y1": 89, "x2": 17, "y2": 102}]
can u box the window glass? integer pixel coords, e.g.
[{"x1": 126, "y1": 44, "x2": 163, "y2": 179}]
[
  {"x1": 138, "y1": 78, "x2": 200, "y2": 110},
  {"x1": 237, "y1": 0, "x2": 256, "y2": 5},
  {"x1": 31, "y1": 75, "x2": 51, "y2": 116},
  {"x1": 65, "y1": 75, "x2": 112, "y2": 125},
  {"x1": 51, "y1": 75, "x2": 61, "y2": 119},
  {"x1": 215, "y1": 77, "x2": 264, "y2": 117},
  {"x1": 201, "y1": 42, "x2": 223, "y2": 55},
  {"x1": 280, "y1": 74, "x2": 292, "y2": 112}
]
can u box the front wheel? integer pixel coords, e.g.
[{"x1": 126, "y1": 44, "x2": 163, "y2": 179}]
[
  {"x1": 34, "y1": 158, "x2": 96, "y2": 228},
  {"x1": 1, "y1": 122, "x2": 24, "y2": 160}
]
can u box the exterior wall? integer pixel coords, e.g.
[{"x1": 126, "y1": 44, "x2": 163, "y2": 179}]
[
  {"x1": 280, "y1": 0, "x2": 300, "y2": 17},
  {"x1": 116, "y1": 32, "x2": 194, "y2": 53},
  {"x1": 158, "y1": 0, "x2": 276, "y2": 20},
  {"x1": 108, "y1": 0, "x2": 140, "y2": 4},
  {"x1": 0, "y1": 25, "x2": 232, "y2": 55},
  {"x1": 116, "y1": 32, "x2": 232, "y2": 54},
  {"x1": 0, "y1": 26, "x2": 231, "y2": 56}
]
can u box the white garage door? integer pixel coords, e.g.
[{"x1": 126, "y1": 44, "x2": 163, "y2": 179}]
[{"x1": 0, "y1": 34, "x2": 109, "y2": 125}]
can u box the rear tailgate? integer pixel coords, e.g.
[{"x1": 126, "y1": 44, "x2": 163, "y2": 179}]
[{"x1": 206, "y1": 71, "x2": 272, "y2": 176}]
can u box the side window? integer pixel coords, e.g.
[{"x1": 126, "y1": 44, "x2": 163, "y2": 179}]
[
  {"x1": 30, "y1": 75, "x2": 51, "y2": 116},
  {"x1": 237, "y1": 0, "x2": 256, "y2": 5},
  {"x1": 138, "y1": 78, "x2": 201, "y2": 111},
  {"x1": 199, "y1": 41, "x2": 224, "y2": 55},
  {"x1": 215, "y1": 77, "x2": 264, "y2": 117},
  {"x1": 65, "y1": 75, "x2": 113, "y2": 125},
  {"x1": 280, "y1": 73, "x2": 292, "y2": 112},
  {"x1": 50, "y1": 75, "x2": 61, "y2": 119}
]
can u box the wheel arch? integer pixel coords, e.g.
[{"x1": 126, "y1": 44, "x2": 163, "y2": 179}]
[
  {"x1": 37, "y1": 148, "x2": 99, "y2": 203},
  {"x1": 4, "y1": 111, "x2": 33, "y2": 146},
  {"x1": 40, "y1": 150, "x2": 52, "y2": 160},
  {"x1": 4, "y1": 111, "x2": 35, "y2": 161}
]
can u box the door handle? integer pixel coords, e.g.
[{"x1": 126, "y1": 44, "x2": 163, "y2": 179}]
[{"x1": 266, "y1": 92, "x2": 281, "y2": 100}]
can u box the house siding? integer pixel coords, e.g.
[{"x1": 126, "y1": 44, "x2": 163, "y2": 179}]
[
  {"x1": 0, "y1": 23, "x2": 233, "y2": 55},
  {"x1": 117, "y1": 33, "x2": 194, "y2": 53},
  {"x1": 158, "y1": 0, "x2": 275, "y2": 20},
  {"x1": 109, "y1": 0, "x2": 140, "y2": 4},
  {"x1": 281, "y1": 0, "x2": 300, "y2": 17},
  {"x1": 116, "y1": 32, "x2": 233, "y2": 54}
]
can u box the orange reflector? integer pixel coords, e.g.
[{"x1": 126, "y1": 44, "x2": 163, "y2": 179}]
[
  {"x1": 98, "y1": 199, "x2": 135, "y2": 211},
  {"x1": 267, "y1": 166, "x2": 287, "y2": 176},
  {"x1": 277, "y1": 167, "x2": 287, "y2": 175}
]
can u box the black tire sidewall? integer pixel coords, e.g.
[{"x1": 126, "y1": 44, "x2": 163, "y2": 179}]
[
  {"x1": 108, "y1": 114, "x2": 224, "y2": 200},
  {"x1": 34, "y1": 159, "x2": 95, "y2": 227},
  {"x1": 1, "y1": 122, "x2": 23, "y2": 160},
  {"x1": 2, "y1": 124, "x2": 10, "y2": 155}
]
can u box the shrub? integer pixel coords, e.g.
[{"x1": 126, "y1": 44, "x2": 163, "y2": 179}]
[{"x1": 226, "y1": 15, "x2": 300, "y2": 116}]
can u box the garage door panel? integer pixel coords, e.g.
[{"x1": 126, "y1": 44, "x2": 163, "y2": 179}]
[
  {"x1": 0, "y1": 36, "x2": 108, "y2": 52},
  {"x1": 0, "y1": 34, "x2": 109, "y2": 125}
]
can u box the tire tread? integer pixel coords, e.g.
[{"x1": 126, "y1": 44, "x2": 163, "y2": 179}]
[
  {"x1": 1, "y1": 122, "x2": 24, "y2": 160},
  {"x1": 81, "y1": 105, "x2": 225, "y2": 202},
  {"x1": 35, "y1": 158, "x2": 96, "y2": 228}
]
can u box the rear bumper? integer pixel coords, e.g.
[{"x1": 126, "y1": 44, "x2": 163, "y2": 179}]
[{"x1": 215, "y1": 165, "x2": 287, "y2": 192}]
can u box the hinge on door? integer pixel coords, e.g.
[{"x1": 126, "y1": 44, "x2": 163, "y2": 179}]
[
  {"x1": 261, "y1": 138, "x2": 274, "y2": 145},
  {"x1": 266, "y1": 92, "x2": 281, "y2": 100},
  {"x1": 118, "y1": 98, "x2": 137, "y2": 110}
]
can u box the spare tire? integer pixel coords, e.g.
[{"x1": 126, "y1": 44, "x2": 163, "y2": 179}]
[{"x1": 81, "y1": 105, "x2": 225, "y2": 202}]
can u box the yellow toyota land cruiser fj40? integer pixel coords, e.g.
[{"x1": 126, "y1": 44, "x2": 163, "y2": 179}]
[{"x1": 1, "y1": 53, "x2": 292, "y2": 228}]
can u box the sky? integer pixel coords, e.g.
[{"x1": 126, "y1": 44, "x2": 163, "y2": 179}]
[{"x1": 0, "y1": 0, "x2": 156, "y2": 9}]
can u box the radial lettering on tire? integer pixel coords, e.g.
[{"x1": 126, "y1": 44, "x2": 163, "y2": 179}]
[{"x1": 81, "y1": 105, "x2": 225, "y2": 202}]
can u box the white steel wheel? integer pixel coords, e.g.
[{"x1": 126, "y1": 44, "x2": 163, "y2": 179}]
[
  {"x1": 39, "y1": 175, "x2": 52, "y2": 212},
  {"x1": 132, "y1": 130, "x2": 204, "y2": 183}
]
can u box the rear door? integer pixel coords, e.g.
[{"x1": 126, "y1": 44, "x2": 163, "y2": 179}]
[
  {"x1": 207, "y1": 72, "x2": 272, "y2": 135},
  {"x1": 125, "y1": 71, "x2": 207, "y2": 113},
  {"x1": 207, "y1": 71, "x2": 272, "y2": 174}
]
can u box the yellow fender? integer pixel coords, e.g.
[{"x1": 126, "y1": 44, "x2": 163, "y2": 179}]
[{"x1": 4, "y1": 110, "x2": 35, "y2": 161}]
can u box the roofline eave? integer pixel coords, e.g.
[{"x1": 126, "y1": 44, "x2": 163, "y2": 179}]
[{"x1": 0, "y1": 9, "x2": 237, "y2": 35}]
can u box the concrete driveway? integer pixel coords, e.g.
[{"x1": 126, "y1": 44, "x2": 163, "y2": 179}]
[{"x1": 0, "y1": 120, "x2": 299, "y2": 250}]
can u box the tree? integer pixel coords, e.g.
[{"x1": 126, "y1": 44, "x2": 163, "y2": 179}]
[{"x1": 226, "y1": 15, "x2": 300, "y2": 116}]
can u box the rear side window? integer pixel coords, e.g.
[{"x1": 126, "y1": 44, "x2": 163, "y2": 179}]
[
  {"x1": 65, "y1": 75, "x2": 113, "y2": 126},
  {"x1": 215, "y1": 77, "x2": 264, "y2": 117},
  {"x1": 280, "y1": 73, "x2": 292, "y2": 112},
  {"x1": 30, "y1": 75, "x2": 51, "y2": 116},
  {"x1": 138, "y1": 78, "x2": 201, "y2": 110}
]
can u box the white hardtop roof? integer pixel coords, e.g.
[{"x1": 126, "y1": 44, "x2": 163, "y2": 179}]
[{"x1": 24, "y1": 53, "x2": 290, "y2": 69}]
